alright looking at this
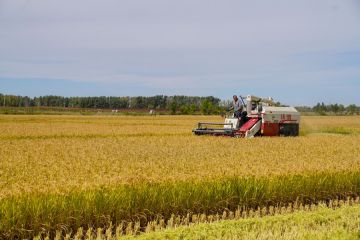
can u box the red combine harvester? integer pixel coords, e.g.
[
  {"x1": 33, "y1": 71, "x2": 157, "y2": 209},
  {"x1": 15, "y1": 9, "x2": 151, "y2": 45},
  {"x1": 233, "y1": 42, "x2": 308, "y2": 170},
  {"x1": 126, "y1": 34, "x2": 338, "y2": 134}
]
[{"x1": 193, "y1": 95, "x2": 300, "y2": 138}]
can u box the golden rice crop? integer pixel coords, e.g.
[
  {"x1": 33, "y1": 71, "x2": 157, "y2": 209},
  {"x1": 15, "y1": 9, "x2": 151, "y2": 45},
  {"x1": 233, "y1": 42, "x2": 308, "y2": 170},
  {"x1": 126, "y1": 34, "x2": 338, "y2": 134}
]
[
  {"x1": 1, "y1": 115, "x2": 359, "y2": 197},
  {"x1": 0, "y1": 115, "x2": 359, "y2": 238}
]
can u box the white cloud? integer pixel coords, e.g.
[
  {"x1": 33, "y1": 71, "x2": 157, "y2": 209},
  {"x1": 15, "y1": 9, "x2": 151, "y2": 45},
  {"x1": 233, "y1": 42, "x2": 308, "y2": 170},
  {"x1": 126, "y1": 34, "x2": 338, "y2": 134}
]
[{"x1": 0, "y1": 0, "x2": 359, "y2": 104}]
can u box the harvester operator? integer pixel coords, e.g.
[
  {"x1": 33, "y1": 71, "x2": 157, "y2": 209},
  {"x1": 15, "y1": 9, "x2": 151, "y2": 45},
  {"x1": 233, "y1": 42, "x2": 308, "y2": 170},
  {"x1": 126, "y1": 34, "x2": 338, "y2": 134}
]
[{"x1": 229, "y1": 95, "x2": 243, "y2": 118}]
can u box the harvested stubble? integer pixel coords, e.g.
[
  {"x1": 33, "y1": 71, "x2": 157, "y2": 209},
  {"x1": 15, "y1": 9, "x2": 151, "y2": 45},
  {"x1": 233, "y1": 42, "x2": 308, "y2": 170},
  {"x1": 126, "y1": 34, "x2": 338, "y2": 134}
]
[
  {"x1": 33, "y1": 198, "x2": 360, "y2": 239},
  {"x1": 122, "y1": 199, "x2": 360, "y2": 240},
  {"x1": 0, "y1": 115, "x2": 360, "y2": 238}
]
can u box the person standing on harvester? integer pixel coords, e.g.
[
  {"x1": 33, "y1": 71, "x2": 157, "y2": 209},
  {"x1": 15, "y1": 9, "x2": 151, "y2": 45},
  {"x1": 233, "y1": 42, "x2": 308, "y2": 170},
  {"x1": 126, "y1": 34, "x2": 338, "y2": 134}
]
[{"x1": 229, "y1": 95, "x2": 243, "y2": 118}]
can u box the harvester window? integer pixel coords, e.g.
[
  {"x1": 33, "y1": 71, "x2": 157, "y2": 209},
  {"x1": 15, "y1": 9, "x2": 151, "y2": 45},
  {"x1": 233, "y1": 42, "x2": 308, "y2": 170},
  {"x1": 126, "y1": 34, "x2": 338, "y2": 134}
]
[{"x1": 251, "y1": 103, "x2": 257, "y2": 110}]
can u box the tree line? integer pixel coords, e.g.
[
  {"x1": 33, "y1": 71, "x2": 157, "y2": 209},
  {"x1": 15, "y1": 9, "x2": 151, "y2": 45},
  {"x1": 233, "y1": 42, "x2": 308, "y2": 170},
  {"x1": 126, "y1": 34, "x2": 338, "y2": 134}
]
[
  {"x1": 1, "y1": 94, "x2": 359, "y2": 115},
  {"x1": 0, "y1": 94, "x2": 224, "y2": 114},
  {"x1": 295, "y1": 102, "x2": 360, "y2": 115}
]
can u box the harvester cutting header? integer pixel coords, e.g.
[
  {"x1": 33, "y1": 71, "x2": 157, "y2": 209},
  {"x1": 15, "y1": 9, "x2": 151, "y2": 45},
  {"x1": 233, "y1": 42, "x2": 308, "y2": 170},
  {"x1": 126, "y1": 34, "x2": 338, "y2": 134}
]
[{"x1": 193, "y1": 95, "x2": 300, "y2": 138}]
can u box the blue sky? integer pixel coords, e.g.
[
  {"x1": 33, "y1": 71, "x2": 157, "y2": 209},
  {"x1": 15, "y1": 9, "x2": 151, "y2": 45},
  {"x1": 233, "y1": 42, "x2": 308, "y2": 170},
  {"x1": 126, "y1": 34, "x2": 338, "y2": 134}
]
[{"x1": 0, "y1": 0, "x2": 360, "y2": 105}]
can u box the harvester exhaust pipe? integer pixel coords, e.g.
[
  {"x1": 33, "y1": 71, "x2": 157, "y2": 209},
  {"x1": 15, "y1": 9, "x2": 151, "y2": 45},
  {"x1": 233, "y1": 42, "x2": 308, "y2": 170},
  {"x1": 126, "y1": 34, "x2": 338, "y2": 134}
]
[{"x1": 239, "y1": 95, "x2": 247, "y2": 109}]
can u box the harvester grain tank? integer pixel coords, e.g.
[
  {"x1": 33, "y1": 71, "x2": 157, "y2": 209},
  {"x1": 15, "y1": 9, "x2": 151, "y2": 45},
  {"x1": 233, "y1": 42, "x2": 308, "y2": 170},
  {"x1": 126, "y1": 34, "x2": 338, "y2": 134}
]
[{"x1": 193, "y1": 95, "x2": 300, "y2": 137}]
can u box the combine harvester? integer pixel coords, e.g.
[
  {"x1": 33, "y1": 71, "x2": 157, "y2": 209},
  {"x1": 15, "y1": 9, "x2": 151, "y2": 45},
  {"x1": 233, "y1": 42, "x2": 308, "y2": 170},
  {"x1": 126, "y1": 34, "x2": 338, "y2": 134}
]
[{"x1": 193, "y1": 95, "x2": 300, "y2": 138}]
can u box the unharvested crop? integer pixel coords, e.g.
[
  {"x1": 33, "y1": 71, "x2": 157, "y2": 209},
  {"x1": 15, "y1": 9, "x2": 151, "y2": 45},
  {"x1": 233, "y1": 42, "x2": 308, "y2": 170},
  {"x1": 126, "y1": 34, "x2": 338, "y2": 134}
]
[{"x1": 0, "y1": 115, "x2": 359, "y2": 238}]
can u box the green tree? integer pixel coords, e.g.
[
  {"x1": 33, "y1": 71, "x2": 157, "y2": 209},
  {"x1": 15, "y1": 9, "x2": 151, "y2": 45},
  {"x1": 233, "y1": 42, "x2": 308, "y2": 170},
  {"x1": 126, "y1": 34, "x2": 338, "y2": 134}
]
[
  {"x1": 189, "y1": 104, "x2": 196, "y2": 114},
  {"x1": 330, "y1": 104, "x2": 340, "y2": 114},
  {"x1": 179, "y1": 105, "x2": 189, "y2": 115},
  {"x1": 169, "y1": 101, "x2": 177, "y2": 115},
  {"x1": 347, "y1": 104, "x2": 358, "y2": 115},
  {"x1": 200, "y1": 100, "x2": 213, "y2": 115}
]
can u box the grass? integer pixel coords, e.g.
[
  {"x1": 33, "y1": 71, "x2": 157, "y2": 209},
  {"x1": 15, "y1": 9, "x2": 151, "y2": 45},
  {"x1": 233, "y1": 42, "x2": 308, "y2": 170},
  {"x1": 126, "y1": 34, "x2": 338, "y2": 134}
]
[{"x1": 0, "y1": 115, "x2": 359, "y2": 238}]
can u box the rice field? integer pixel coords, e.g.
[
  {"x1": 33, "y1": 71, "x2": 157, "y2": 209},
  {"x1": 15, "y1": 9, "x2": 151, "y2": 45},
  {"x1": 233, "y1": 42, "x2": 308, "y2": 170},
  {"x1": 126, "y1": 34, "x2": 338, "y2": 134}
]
[{"x1": 0, "y1": 115, "x2": 360, "y2": 238}]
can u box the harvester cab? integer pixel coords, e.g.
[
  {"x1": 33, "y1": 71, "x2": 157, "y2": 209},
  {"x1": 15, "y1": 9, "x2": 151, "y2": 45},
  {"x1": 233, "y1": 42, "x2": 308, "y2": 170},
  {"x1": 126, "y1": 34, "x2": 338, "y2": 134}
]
[{"x1": 193, "y1": 95, "x2": 300, "y2": 138}]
